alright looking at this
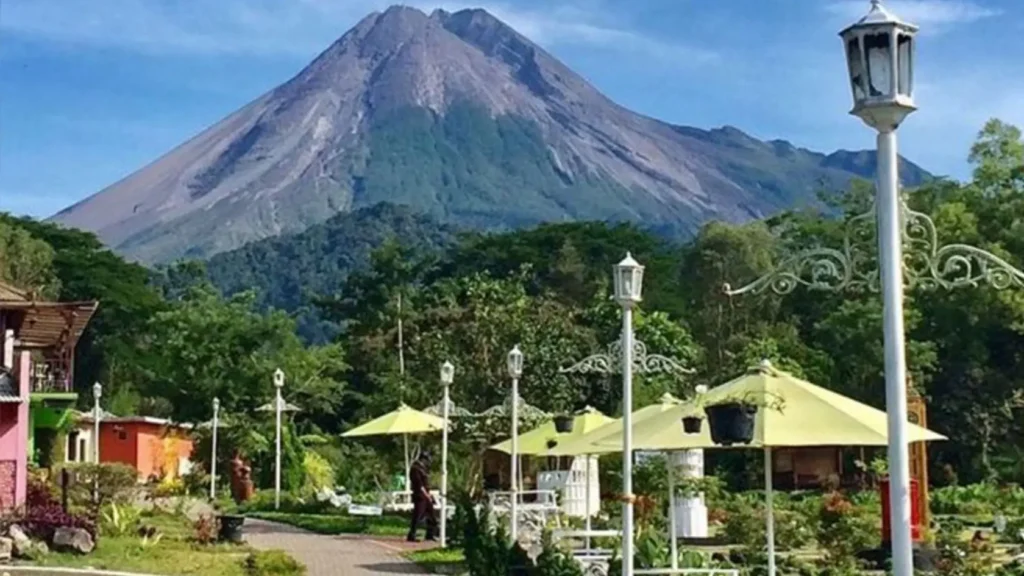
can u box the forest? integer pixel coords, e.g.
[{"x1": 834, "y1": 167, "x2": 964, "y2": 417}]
[{"x1": 2, "y1": 118, "x2": 1023, "y2": 492}]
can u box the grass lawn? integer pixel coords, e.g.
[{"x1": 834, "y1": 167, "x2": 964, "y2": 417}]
[
  {"x1": 404, "y1": 547, "x2": 466, "y2": 574},
  {"x1": 249, "y1": 511, "x2": 409, "y2": 537},
  {"x1": 29, "y1": 508, "x2": 303, "y2": 576}
]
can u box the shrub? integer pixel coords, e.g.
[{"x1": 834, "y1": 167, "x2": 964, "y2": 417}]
[
  {"x1": 816, "y1": 491, "x2": 877, "y2": 569},
  {"x1": 100, "y1": 502, "x2": 142, "y2": 538},
  {"x1": 192, "y1": 514, "x2": 217, "y2": 545},
  {"x1": 13, "y1": 477, "x2": 96, "y2": 542},
  {"x1": 54, "y1": 462, "x2": 139, "y2": 514},
  {"x1": 151, "y1": 476, "x2": 186, "y2": 498},
  {"x1": 244, "y1": 550, "x2": 306, "y2": 576},
  {"x1": 302, "y1": 451, "x2": 335, "y2": 494}
]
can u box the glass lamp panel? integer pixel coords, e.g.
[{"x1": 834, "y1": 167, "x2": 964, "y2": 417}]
[
  {"x1": 864, "y1": 31, "x2": 893, "y2": 98},
  {"x1": 897, "y1": 33, "x2": 913, "y2": 97},
  {"x1": 631, "y1": 269, "x2": 645, "y2": 299},
  {"x1": 846, "y1": 36, "x2": 867, "y2": 103}
]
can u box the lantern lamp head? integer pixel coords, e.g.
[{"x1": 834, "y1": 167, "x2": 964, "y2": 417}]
[
  {"x1": 507, "y1": 345, "x2": 524, "y2": 379},
  {"x1": 273, "y1": 368, "x2": 285, "y2": 389},
  {"x1": 613, "y1": 252, "x2": 644, "y2": 306},
  {"x1": 440, "y1": 361, "x2": 455, "y2": 386},
  {"x1": 213, "y1": 397, "x2": 220, "y2": 411},
  {"x1": 839, "y1": 0, "x2": 918, "y2": 131},
  {"x1": 93, "y1": 382, "x2": 102, "y2": 400}
]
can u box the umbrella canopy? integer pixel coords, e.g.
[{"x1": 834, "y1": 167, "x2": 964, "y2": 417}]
[
  {"x1": 341, "y1": 403, "x2": 446, "y2": 437},
  {"x1": 489, "y1": 407, "x2": 614, "y2": 456},
  {"x1": 544, "y1": 393, "x2": 682, "y2": 456},
  {"x1": 590, "y1": 360, "x2": 946, "y2": 452}
]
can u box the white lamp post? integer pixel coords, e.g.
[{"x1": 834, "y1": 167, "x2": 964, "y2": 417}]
[
  {"x1": 92, "y1": 382, "x2": 102, "y2": 505},
  {"x1": 841, "y1": 4, "x2": 917, "y2": 576},
  {"x1": 273, "y1": 368, "x2": 285, "y2": 511},
  {"x1": 439, "y1": 361, "x2": 454, "y2": 548},
  {"x1": 210, "y1": 397, "x2": 220, "y2": 501},
  {"x1": 613, "y1": 252, "x2": 644, "y2": 576},
  {"x1": 506, "y1": 345, "x2": 524, "y2": 543},
  {"x1": 92, "y1": 382, "x2": 102, "y2": 464}
]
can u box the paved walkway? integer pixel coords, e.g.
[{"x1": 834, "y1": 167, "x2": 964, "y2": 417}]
[{"x1": 244, "y1": 518, "x2": 427, "y2": 576}]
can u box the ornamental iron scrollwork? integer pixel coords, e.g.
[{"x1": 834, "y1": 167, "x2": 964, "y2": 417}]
[
  {"x1": 559, "y1": 338, "x2": 695, "y2": 375},
  {"x1": 901, "y1": 196, "x2": 1024, "y2": 290},
  {"x1": 724, "y1": 204, "x2": 878, "y2": 296},
  {"x1": 724, "y1": 194, "x2": 1024, "y2": 297}
]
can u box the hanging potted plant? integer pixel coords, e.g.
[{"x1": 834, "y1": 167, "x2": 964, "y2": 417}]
[
  {"x1": 704, "y1": 392, "x2": 784, "y2": 446},
  {"x1": 553, "y1": 414, "x2": 574, "y2": 434},
  {"x1": 681, "y1": 414, "x2": 703, "y2": 434}
]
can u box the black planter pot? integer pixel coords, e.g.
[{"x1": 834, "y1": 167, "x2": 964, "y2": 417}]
[
  {"x1": 553, "y1": 415, "x2": 574, "y2": 433},
  {"x1": 704, "y1": 402, "x2": 757, "y2": 446},
  {"x1": 681, "y1": 416, "x2": 702, "y2": 435},
  {"x1": 218, "y1": 514, "x2": 246, "y2": 543}
]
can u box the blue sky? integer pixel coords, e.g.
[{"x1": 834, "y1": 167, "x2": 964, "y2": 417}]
[{"x1": 1, "y1": 0, "x2": 1021, "y2": 218}]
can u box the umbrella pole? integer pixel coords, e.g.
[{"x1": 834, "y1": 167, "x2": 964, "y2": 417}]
[
  {"x1": 668, "y1": 452, "x2": 678, "y2": 571},
  {"x1": 764, "y1": 447, "x2": 776, "y2": 576},
  {"x1": 585, "y1": 455, "x2": 592, "y2": 551},
  {"x1": 404, "y1": 435, "x2": 410, "y2": 493}
]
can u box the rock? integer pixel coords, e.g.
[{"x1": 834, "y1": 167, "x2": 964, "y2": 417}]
[
  {"x1": 0, "y1": 537, "x2": 11, "y2": 562},
  {"x1": 7, "y1": 526, "x2": 30, "y2": 559},
  {"x1": 52, "y1": 527, "x2": 94, "y2": 555}
]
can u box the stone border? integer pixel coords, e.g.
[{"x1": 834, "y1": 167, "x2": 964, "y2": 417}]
[{"x1": 2, "y1": 567, "x2": 165, "y2": 576}]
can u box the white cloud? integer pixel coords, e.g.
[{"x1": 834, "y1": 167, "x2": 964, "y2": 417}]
[
  {"x1": 825, "y1": 0, "x2": 999, "y2": 30},
  {"x1": 1, "y1": 0, "x2": 716, "y2": 64}
]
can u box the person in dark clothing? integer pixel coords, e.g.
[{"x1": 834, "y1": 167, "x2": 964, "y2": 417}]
[{"x1": 407, "y1": 451, "x2": 438, "y2": 542}]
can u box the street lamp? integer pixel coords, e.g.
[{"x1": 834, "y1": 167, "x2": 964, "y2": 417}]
[
  {"x1": 841, "y1": 4, "x2": 917, "y2": 576},
  {"x1": 92, "y1": 382, "x2": 102, "y2": 464},
  {"x1": 273, "y1": 368, "x2": 285, "y2": 511},
  {"x1": 614, "y1": 252, "x2": 642, "y2": 576},
  {"x1": 439, "y1": 361, "x2": 454, "y2": 548},
  {"x1": 506, "y1": 345, "x2": 524, "y2": 542},
  {"x1": 561, "y1": 254, "x2": 693, "y2": 576},
  {"x1": 92, "y1": 382, "x2": 102, "y2": 505},
  {"x1": 210, "y1": 398, "x2": 220, "y2": 501}
]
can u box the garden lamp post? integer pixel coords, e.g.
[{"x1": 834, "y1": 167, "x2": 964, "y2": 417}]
[
  {"x1": 561, "y1": 253, "x2": 694, "y2": 576},
  {"x1": 210, "y1": 397, "x2": 220, "y2": 501},
  {"x1": 274, "y1": 368, "x2": 285, "y2": 511},
  {"x1": 507, "y1": 344, "x2": 524, "y2": 542},
  {"x1": 92, "y1": 382, "x2": 102, "y2": 505},
  {"x1": 440, "y1": 360, "x2": 454, "y2": 548},
  {"x1": 841, "y1": 4, "x2": 917, "y2": 575},
  {"x1": 614, "y1": 253, "x2": 643, "y2": 576},
  {"x1": 92, "y1": 382, "x2": 102, "y2": 464}
]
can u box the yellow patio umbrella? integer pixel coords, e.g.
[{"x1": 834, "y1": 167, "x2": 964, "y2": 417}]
[
  {"x1": 589, "y1": 360, "x2": 945, "y2": 451},
  {"x1": 342, "y1": 403, "x2": 446, "y2": 492},
  {"x1": 488, "y1": 407, "x2": 612, "y2": 544},
  {"x1": 588, "y1": 360, "x2": 946, "y2": 576},
  {"x1": 489, "y1": 407, "x2": 614, "y2": 456},
  {"x1": 544, "y1": 393, "x2": 682, "y2": 457}
]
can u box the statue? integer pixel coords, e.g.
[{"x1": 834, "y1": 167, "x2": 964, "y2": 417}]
[{"x1": 230, "y1": 451, "x2": 254, "y2": 504}]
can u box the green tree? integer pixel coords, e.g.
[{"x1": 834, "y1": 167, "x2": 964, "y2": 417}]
[{"x1": 140, "y1": 285, "x2": 346, "y2": 431}]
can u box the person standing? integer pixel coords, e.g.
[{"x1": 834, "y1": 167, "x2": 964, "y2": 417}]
[{"x1": 407, "y1": 451, "x2": 438, "y2": 542}]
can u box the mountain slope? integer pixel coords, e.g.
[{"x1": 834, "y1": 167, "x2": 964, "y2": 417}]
[
  {"x1": 51, "y1": 6, "x2": 929, "y2": 263},
  {"x1": 205, "y1": 202, "x2": 457, "y2": 341}
]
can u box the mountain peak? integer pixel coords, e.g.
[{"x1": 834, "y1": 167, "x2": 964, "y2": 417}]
[{"x1": 50, "y1": 7, "x2": 930, "y2": 264}]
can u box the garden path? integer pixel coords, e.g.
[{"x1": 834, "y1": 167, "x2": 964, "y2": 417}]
[{"x1": 244, "y1": 518, "x2": 427, "y2": 576}]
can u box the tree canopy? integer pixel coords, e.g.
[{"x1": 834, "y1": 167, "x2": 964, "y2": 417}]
[{"x1": 4, "y1": 117, "x2": 1024, "y2": 487}]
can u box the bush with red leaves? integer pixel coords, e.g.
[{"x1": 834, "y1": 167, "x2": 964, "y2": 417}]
[{"x1": 12, "y1": 477, "x2": 96, "y2": 543}]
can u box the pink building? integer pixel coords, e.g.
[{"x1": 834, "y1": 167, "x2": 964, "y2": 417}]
[{"x1": 0, "y1": 281, "x2": 97, "y2": 512}]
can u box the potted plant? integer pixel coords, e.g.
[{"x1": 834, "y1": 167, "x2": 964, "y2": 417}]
[
  {"x1": 703, "y1": 392, "x2": 783, "y2": 446},
  {"x1": 553, "y1": 415, "x2": 574, "y2": 434},
  {"x1": 681, "y1": 415, "x2": 703, "y2": 434},
  {"x1": 217, "y1": 513, "x2": 246, "y2": 543}
]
